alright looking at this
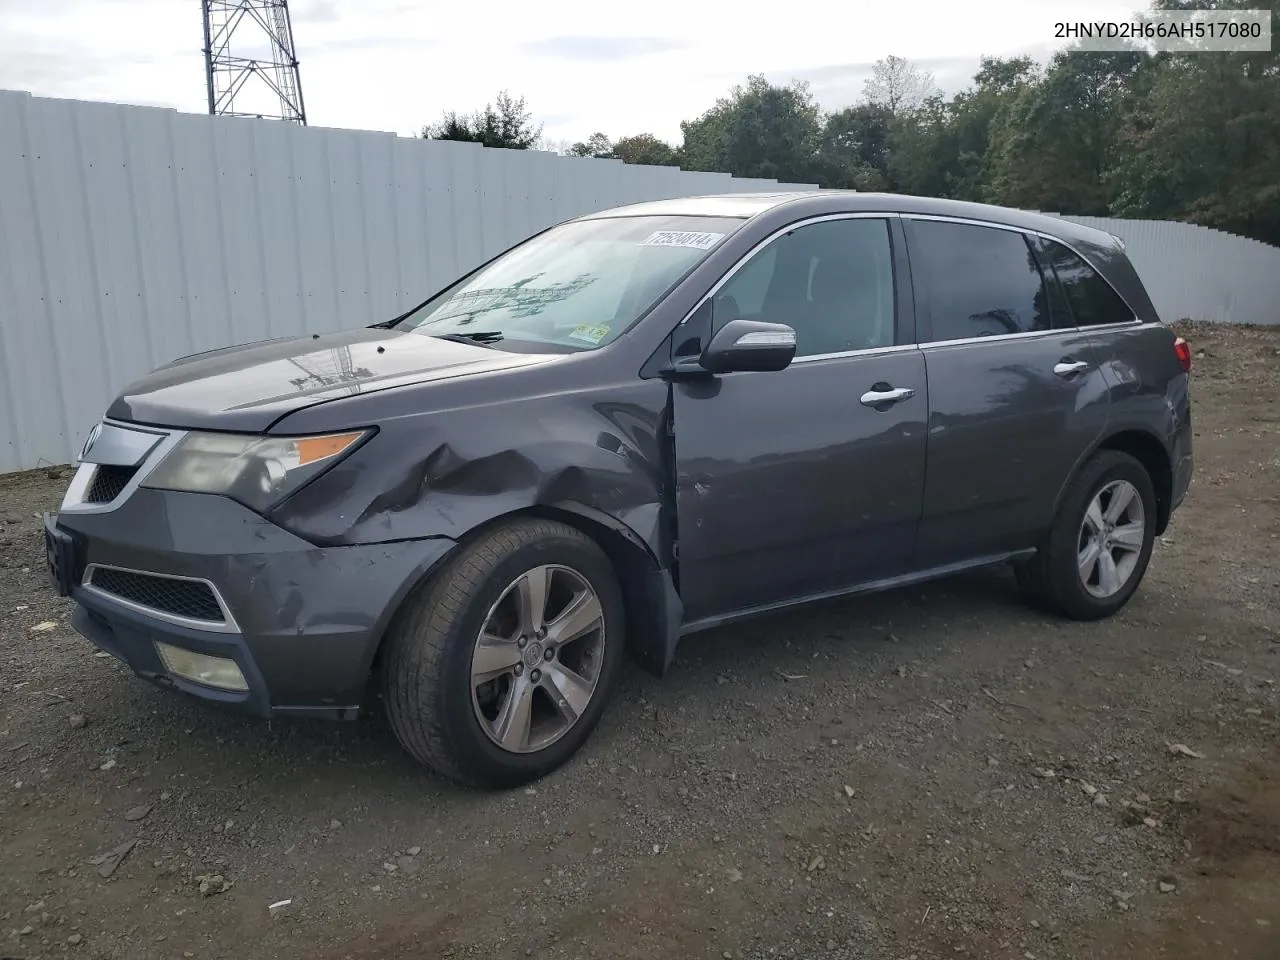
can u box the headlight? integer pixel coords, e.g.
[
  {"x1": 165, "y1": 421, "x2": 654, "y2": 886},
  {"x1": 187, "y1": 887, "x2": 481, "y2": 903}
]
[{"x1": 142, "y1": 430, "x2": 369, "y2": 512}]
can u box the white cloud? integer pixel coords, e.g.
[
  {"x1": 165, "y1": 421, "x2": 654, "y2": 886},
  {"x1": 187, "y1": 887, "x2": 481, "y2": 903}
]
[{"x1": 0, "y1": 0, "x2": 1150, "y2": 145}]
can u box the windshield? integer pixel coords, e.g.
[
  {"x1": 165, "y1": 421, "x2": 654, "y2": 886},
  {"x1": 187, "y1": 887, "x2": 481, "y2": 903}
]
[{"x1": 395, "y1": 215, "x2": 742, "y2": 351}]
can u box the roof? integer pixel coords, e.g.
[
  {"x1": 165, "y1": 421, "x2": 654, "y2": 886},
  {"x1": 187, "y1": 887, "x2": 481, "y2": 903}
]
[
  {"x1": 578, "y1": 190, "x2": 1121, "y2": 251},
  {"x1": 578, "y1": 192, "x2": 825, "y2": 220}
]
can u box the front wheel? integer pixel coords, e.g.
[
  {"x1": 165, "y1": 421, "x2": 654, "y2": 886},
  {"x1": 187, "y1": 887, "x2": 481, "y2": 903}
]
[
  {"x1": 380, "y1": 518, "x2": 625, "y2": 788},
  {"x1": 1016, "y1": 450, "x2": 1157, "y2": 620}
]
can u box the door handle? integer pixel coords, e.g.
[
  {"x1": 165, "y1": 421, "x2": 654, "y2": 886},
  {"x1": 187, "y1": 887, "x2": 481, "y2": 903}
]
[
  {"x1": 860, "y1": 386, "x2": 915, "y2": 407},
  {"x1": 1053, "y1": 360, "x2": 1089, "y2": 377}
]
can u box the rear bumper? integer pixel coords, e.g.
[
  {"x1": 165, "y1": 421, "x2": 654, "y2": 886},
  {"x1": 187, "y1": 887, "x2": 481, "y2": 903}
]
[
  {"x1": 47, "y1": 489, "x2": 456, "y2": 718},
  {"x1": 1168, "y1": 371, "x2": 1194, "y2": 517},
  {"x1": 1172, "y1": 451, "x2": 1193, "y2": 512}
]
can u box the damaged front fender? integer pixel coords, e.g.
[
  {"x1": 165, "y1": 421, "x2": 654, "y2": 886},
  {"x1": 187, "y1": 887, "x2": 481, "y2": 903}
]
[{"x1": 267, "y1": 380, "x2": 683, "y2": 676}]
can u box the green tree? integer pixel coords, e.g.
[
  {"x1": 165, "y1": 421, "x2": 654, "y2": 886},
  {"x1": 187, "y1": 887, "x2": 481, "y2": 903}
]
[
  {"x1": 611, "y1": 134, "x2": 679, "y2": 167},
  {"x1": 945, "y1": 56, "x2": 1040, "y2": 200},
  {"x1": 679, "y1": 74, "x2": 823, "y2": 182},
  {"x1": 565, "y1": 132, "x2": 679, "y2": 166},
  {"x1": 567, "y1": 132, "x2": 613, "y2": 158},
  {"x1": 1107, "y1": 50, "x2": 1280, "y2": 243},
  {"x1": 849, "y1": 56, "x2": 1037, "y2": 199},
  {"x1": 423, "y1": 90, "x2": 542, "y2": 150},
  {"x1": 884, "y1": 93, "x2": 955, "y2": 197},
  {"x1": 984, "y1": 46, "x2": 1145, "y2": 213},
  {"x1": 819, "y1": 103, "x2": 893, "y2": 188}
]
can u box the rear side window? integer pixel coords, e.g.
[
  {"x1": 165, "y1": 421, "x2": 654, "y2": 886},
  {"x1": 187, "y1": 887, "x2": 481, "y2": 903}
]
[
  {"x1": 908, "y1": 220, "x2": 1051, "y2": 342},
  {"x1": 1035, "y1": 238, "x2": 1135, "y2": 327}
]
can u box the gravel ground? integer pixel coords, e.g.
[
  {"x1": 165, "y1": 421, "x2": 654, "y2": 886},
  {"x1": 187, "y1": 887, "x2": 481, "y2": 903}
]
[{"x1": 2, "y1": 321, "x2": 1278, "y2": 960}]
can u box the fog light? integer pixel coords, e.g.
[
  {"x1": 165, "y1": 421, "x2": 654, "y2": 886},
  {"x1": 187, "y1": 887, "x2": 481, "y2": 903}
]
[{"x1": 155, "y1": 642, "x2": 248, "y2": 692}]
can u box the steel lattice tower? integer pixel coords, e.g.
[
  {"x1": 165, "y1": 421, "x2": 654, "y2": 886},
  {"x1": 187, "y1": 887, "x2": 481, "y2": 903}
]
[{"x1": 202, "y1": 1, "x2": 307, "y2": 124}]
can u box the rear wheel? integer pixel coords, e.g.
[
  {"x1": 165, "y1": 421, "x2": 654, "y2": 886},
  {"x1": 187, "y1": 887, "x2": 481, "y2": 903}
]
[
  {"x1": 1016, "y1": 450, "x2": 1157, "y2": 620},
  {"x1": 381, "y1": 518, "x2": 625, "y2": 788}
]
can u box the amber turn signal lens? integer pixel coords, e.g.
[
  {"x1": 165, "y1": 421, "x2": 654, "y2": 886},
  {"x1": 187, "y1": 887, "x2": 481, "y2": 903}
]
[{"x1": 294, "y1": 432, "x2": 364, "y2": 466}]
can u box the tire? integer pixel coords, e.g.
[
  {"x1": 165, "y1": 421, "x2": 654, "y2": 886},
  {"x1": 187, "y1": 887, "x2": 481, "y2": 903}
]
[
  {"x1": 1016, "y1": 450, "x2": 1157, "y2": 621},
  {"x1": 380, "y1": 518, "x2": 625, "y2": 788}
]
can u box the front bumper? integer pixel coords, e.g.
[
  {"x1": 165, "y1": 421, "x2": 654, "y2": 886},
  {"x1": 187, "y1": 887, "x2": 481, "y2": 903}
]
[
  {"x1": 47, "y1": 488, "x2": 455, "y2": 719},
  {"x1": 69, "y1": 591, "x2": 277, "y2": 715}
]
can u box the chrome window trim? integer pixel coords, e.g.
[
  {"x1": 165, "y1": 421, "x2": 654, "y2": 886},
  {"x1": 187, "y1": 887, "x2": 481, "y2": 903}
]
[
  {"x1": 81, "y1": 562, "x2": 240, "y2": 634},
  {"x1": 675, "y1": 211, "x2": 903, "y2": 356},
  {"x1": 901, "y1": 213, "x2": 1145, "y2": 328},
  {"x1": 916, "y1": 319, "x2": 1147, "y2": 351},
  {"x1": 918, "y1": 327, "x2": 1077, "y2": 350},
  {"x1": 791, "y1": 343, "x2": 919, "y2": 364},
  {"x1": 1077, "y1": 320, "x2": 1147, "y2": 333},
  {"x1": 60, "y1": 421, "x2": 187, "y2": 515}
]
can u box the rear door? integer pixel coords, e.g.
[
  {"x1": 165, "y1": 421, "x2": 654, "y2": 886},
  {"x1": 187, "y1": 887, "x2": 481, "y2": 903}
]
[
  {"x1": 670, "y1": 214, "x2": 929, "y2": 625},
  {"x1": 904, "y1": 216, "x2": 1111, "y2": 568}
]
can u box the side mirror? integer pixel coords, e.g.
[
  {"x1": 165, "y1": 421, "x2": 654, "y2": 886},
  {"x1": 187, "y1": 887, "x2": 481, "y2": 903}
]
[{"x1": 698, "y1": 318, "x2": 797, "y2": 374}]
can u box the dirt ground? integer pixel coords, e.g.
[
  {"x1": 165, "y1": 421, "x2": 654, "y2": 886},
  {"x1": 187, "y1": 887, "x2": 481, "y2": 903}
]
[{"x1": 2, "y1": 321, "x2": 1278, "y2": 960}]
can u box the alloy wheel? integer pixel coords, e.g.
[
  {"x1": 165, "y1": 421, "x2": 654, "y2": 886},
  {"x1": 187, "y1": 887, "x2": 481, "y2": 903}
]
[
  {"x1": 1077, "y1": 479, "x2": 1146, "y2": 599},
  {"x1": 469, "y1": 564, "x2": 606, "y2": 753}
]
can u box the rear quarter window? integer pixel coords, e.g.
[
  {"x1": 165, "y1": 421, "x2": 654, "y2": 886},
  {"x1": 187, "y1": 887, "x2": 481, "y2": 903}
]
[{"x1": 1035, "y1": 238, "x2": 1136, "y2": 328}]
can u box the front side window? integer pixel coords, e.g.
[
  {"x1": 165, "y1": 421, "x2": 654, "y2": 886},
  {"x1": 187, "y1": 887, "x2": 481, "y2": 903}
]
[
  {"x1": 909, "y1": 220, "x2": 1051, "y2": 342},
  {"x1": 1035, "y1": 238, "x2": 1135, "y2": 328},
  {"x1": 397, "y1": 215, "x2": 740, "y2": 351},
  {"x1": 712, "y1": 218, "x2": 895, "y2": 358}
]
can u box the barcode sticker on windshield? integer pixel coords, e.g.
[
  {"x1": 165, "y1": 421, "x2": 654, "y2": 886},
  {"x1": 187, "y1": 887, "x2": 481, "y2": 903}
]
[{"x1": 640, "y1": 230, "x2": 725, "y2": 250}]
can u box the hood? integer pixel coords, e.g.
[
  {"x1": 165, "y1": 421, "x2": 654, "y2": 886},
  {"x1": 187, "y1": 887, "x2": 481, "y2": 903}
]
[{"x1": 105, "y1": 327, "x2": 560, "y2": 432}]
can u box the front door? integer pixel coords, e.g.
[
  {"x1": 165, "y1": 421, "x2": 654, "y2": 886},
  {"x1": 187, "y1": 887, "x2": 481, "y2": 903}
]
[
  {"x1": 902, "y1": 216, "x2": 1112, "y2": 566},
  {"x1": 670, "y1": 215, "x2": 929, "y2": 625}
]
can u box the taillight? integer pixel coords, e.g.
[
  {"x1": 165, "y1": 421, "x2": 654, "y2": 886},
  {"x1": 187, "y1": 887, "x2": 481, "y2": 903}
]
[{"x1": 1173, "y1": 336, "x2": 1191, "y2": 373}]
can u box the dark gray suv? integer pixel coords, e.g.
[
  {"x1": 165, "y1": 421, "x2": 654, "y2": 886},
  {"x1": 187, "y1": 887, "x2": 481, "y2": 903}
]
[{"x1": 44, "y1": 191, "x2": 1194, "y2": 787}]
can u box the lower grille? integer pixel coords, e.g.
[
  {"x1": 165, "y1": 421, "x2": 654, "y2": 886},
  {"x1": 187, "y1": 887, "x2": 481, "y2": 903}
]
[
  {"x1": 87, "y1": 567, "x2": 225, "y2": 623},
  {"x1": 86, "y1": 465, "x2": 139, "y2": 504}
]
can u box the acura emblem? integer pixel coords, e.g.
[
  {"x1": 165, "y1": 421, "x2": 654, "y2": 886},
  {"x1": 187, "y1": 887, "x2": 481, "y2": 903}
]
[{"x1": 80, "y1": 422, "x2": 103, "y2": 462}]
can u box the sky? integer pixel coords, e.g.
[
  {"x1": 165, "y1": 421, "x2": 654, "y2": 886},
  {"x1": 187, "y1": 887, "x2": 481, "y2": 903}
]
[{"x1": 0, "y1": 0, "x2": 1152, "y2": 148}]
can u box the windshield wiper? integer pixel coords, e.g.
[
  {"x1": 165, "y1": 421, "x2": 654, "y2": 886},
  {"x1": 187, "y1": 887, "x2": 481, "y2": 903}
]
[{"x1": 429, "y1": 331, "x2": 505, "y2": 346}]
